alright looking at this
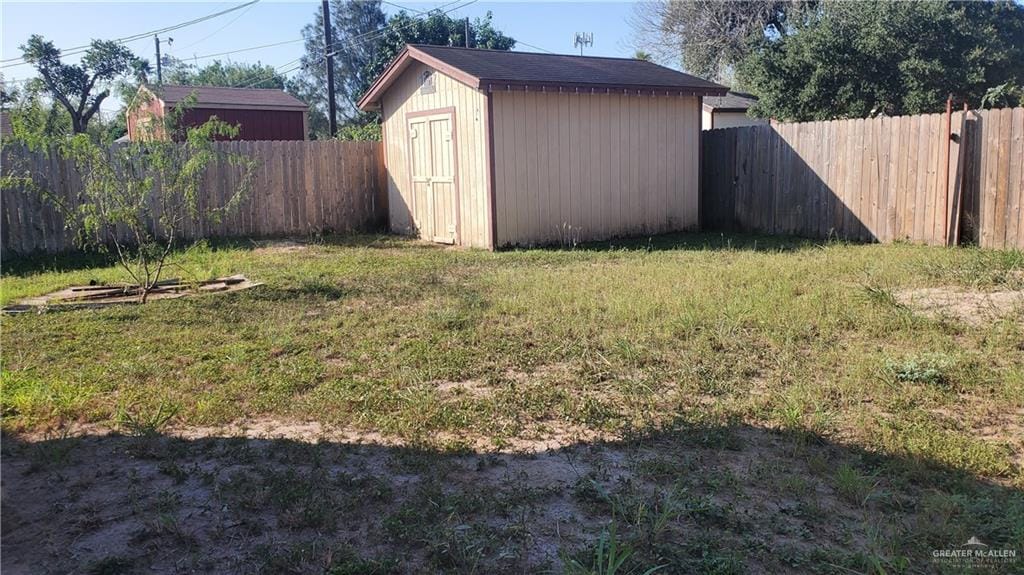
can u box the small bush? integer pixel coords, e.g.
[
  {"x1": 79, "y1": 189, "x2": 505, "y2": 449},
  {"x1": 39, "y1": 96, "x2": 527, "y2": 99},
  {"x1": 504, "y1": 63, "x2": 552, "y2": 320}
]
[{"x1": 886, "y1": 353, "x2": 954, "y2": 386}]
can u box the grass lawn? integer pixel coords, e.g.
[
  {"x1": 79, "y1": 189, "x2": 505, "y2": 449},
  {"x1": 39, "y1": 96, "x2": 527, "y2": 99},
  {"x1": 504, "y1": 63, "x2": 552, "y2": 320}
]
[{"x1": 2, "y1": 233, "x2": 1023, "y2": 574}]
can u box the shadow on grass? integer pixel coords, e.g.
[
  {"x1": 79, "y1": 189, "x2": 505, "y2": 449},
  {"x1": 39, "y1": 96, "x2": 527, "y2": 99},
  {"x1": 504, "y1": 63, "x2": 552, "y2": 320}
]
[
  {"x1": 2, "y1": 422, "x2": 1020, "y2": 574},
  {"x1": 551, "y1": 232, "x2": 835, "y2": 254},
  {"x1": 1, "y1": 231, "x2": 851, "y2": 279},
  {"x1": 0, "y1": 233, "x2": 404, "y2": 278}
]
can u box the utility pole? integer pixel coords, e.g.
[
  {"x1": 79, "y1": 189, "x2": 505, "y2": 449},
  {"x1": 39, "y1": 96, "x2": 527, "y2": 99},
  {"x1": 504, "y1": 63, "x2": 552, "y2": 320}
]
[
  {"x1": 322, "y1": 0, "x2": 338, "y2": 137},
  {"x1": 154, "y1": 35, "x2": 172, "y2": 84},
  {"x1": 154, "y1": 35, "x2": 163, "y2": 83},
  {"x1": 465, "y1": 18, "x2": 470, "y2": 48}
]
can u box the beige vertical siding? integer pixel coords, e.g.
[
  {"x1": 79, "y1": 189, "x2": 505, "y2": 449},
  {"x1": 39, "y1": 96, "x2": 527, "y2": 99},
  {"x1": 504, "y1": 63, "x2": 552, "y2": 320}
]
[
  {"x1": 381, "y1": 62, "x2": 491, "y2": 248},
  {"x1": 491, "y1": 90, "x2": 700, "y2": 246}
]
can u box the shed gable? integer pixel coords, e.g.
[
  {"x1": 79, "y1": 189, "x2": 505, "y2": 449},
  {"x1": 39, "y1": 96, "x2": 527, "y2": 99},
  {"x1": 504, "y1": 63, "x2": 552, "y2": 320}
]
[{"x1": 379, "y1": 61, "x2": 492, "y2": 248}]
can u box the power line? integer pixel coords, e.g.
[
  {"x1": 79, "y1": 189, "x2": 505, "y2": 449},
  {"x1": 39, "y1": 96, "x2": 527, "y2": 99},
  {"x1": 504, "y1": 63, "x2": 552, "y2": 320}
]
[
  {"x1": 1, "y1": 0, "x2": 261, "y2": 68},
  {"x1": 175, "y1": 1, "x2": 260, "y2": 53},
  {"x1": 186, "y1": 39, "x2": 305, "y2": 63},
  {"x1": 381, "y1": 1, "x2": 428, "y2": 15},
  {"x1": 233, "y1": 0, "x2": 475, "y2": 90},
  {"x1": 514, "y1": 39, "x2": 555, "y2": 54}
]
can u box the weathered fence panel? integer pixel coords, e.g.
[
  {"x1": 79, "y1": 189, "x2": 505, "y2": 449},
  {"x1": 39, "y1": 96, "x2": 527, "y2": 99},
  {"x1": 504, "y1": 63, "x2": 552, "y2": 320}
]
[
  {"x1": 701, "y1": 107, "x2": 1024, "y2": 250},
  {"x1": 1, "y1": 140, "x2": 387, "y2": 256}
]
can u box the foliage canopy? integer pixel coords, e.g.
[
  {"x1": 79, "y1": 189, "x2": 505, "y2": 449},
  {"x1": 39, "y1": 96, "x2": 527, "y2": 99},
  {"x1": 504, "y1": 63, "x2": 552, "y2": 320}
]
[
  {"x1": 164, "y1": 59, "x2": 287, "y2": 90},
  {"x1": 738, "y1": 0, "x2": 1024, "y2": 120},
  {"x1": 20, "y1": 34, "x2": 147, "y2": 133},
  {"x1": 290, "y1": 1, "x2": 514, "y2": 139}
]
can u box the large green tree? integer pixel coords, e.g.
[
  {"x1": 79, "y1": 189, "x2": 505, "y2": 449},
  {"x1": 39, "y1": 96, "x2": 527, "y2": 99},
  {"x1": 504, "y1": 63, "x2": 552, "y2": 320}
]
[
  {"x1": 20, "y1": 35, "x2": 147, "y2": 133},
  {"x1": 291, "y1": 3, "x2": 515, "y2": 139},
  {"x1": 164, "y1": 59, "x2": 286, "y2": 90},
  {"x1": 289, "y1": 0, "x2": 387, "y2": 137},
  {"x1": 739, "y1": 0, "x2": 1024, "y2": 121},
  {"x1": 362, "y1": 10, "x2": 515, "y2": 94},
  {"x1": 630, "y1": 0, "x2": 814, "y2": 83}
]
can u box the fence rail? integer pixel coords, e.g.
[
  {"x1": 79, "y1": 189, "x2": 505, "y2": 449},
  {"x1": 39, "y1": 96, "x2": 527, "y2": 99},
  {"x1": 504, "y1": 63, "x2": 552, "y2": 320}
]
[
  {"x1": 1, "y1": 140, "x2": 387, "y2": 255},
  {"x1": 701, "y1": 107, "x2": 1024, "y2": 250}
]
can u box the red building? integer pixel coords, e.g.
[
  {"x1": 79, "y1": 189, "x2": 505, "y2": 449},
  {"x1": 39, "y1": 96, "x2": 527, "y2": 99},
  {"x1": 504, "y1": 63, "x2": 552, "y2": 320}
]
[{"x1": 127, "y1": 85, "x2": 309, "y2": 141}]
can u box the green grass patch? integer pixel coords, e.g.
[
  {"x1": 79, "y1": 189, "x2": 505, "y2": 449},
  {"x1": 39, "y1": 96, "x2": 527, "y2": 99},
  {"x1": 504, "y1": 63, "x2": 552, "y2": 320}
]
[{"x1": 2, "y1": 233, "x2": 1022, "y2": 485}]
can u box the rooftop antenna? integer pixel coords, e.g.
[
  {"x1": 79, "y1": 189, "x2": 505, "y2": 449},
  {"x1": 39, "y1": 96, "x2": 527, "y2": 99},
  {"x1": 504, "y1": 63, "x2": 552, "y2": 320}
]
[{"x1": 573, "y1": 32, "x2": 593, "y2": 56}]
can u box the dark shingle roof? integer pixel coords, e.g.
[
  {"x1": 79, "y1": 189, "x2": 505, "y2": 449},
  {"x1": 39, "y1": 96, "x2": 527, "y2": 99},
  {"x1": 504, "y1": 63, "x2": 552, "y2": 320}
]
[
  {"x1": 359, "y1": 45, "x2": 727, "y2": 110},
  {"x1": 153, "y1": 85, "x2": 308, "y2": 110},
  {"x1": 703, "y1": 91, "x2": 758, "y2": 111},
  {"x1": 410, "y1": 45, "x2": 725, "y2": 91}
]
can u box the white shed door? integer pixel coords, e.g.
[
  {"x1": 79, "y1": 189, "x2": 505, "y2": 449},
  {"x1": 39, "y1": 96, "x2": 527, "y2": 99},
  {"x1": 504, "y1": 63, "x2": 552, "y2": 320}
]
[{"x1": 408, "y1": 113, "x2": 457, "y2": 244}]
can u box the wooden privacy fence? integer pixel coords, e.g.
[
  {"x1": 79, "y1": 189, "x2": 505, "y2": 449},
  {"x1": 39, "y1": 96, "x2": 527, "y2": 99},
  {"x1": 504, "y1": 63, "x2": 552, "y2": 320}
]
[
  {"x1": 701, "y1": 107, "x2": 1024, "y2": 250},
  {"x1": 1, "y1": 140, "x2": 387, "y2": 255}
]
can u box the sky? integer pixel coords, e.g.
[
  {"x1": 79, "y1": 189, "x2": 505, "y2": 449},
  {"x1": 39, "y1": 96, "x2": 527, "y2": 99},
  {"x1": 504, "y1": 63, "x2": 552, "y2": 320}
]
[{"x1": 1, "y1": 0, "x2": 646, "y2": 117}]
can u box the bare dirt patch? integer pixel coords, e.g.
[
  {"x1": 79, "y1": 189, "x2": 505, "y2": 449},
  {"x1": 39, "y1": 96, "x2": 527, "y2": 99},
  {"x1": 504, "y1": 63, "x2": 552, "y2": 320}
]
[
  {"x1": 435, "y1": 378, "x2": 491, "y2": 397},
  {"x1": 2, "y1": 424, "x2": 961, "y2": 575},
  {"x1": 897, "y1": 286, "x2": 1024, "y2": 325},
  {"x1": 251, "y1": 239, "x2": 311, "y2": 254}
]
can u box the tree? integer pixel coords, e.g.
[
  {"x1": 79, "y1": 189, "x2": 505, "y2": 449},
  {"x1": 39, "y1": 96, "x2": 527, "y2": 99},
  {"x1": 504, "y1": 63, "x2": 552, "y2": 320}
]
[
  {"x1": 4, "y1": 87, "x2": 73, "y2": 147},
  {"x1": 3, "y1": 96, "x2": 257, "y2": 302},
  {"x1": 20, "y1": 35, "x2": 146, "y2": 133},
  {"x1": 633, "y1": 50, "x2": 653, "y2": 62},
  {"x1": 336, "y1": 122, "x2": 381, "y2": 141},
  {"x1": 738, "y1": 0, "x2": 1024, "y2": 121},
  {"x1": 289, "y1": 0, "x2": 387, "y2": 136},
  {"x1": 981, "y1": 81, "x2": 1024, "y2": 109},
  {"x1": 164, "y1": 58, "x2": 285, "y2": 90},
  {"x1": 362, "y1": 10, "x2": 515, "y2": 97},
  {"x1": 1, "y1": 76, "x2": 19, "y2": 110},
  {"x1": 290, "y1": 4, "x2": 515, "y2": 138},
  {"x1": 630, "y1": 0, "x2": 814, "y2": 82}
]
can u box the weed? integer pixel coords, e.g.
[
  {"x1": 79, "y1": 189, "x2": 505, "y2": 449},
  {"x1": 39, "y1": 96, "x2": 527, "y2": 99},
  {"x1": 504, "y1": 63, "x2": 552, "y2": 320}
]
[
  {"x1": 834, "y1": 463, "x2": 877, "y2": 506},
  {"x1": 25, "y1": 429, "x2": 77, "y2": 471},
  {"x1": 886, "y1": 353, "x2": 954, "y2": 386},
  {"x1": 116, "y1": 401, "x2": 180, "y2": 437},
  {"x1": 861, "y1": 283, "x2": 907, "y2": 310},
  {"x1": 564, "y1": 522, "x2": 664, "y2": 575}
]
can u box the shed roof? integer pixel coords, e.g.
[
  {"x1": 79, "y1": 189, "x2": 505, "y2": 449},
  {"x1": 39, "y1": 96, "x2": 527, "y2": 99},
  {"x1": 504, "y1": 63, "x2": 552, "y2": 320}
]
[
  {"x1": 359, "y1": 45, "x2": 727, "y2": 110},
  {"x1": 703, "y1": 91, "x2": 758, "y2": 112},
  {"x1": 150, "y1": 85, "x2": 308, "y2": 111}
]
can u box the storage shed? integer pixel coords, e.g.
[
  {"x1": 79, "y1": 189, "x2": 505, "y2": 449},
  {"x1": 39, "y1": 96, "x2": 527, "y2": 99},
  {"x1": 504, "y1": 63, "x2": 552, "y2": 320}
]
[
  {"x1": 127, "y1": 85, "x2": 309, "y2": 142},
  {"x1": 358, "y1": 45, "x2": 727, "y2": 248},
  {"x1": 701, "y1": 91, "x2": 767, "y2": 130}
]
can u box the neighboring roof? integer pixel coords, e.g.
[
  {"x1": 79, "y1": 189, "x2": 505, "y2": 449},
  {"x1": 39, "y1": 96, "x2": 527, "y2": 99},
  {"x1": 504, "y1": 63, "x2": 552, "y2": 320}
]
[
  {"x1": 148, "y1": 85, "x2": 308, "y2": 111},
  {"x1": 703, "y1": 91, "x2": 758, "y2": 112},
  {"x1": 359, "y1": 45, "x2": 728, "y2": 110}
]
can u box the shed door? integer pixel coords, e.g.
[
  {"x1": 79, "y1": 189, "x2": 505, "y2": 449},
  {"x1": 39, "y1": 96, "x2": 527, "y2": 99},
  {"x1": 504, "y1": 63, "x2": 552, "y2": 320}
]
[{"x1": 408, "y1": 113, "x2": 457, "y2": 244}]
